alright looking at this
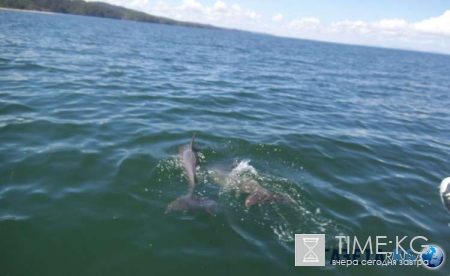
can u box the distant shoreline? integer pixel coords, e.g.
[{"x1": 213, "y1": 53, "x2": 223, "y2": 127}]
[
  {"x1": 0, "y1": 0, "x2": 216, "y2": 29},
  {"x1": 1, "y1": 4, "x2": 447, "y2": 56},
  {"x1": 0, "y1": 7, "x2": 54, "y2": 15}
]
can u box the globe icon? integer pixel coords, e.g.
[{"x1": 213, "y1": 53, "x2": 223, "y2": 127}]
[{"x1": 421, "y1": 245, "x2": 444, "y2": 268}]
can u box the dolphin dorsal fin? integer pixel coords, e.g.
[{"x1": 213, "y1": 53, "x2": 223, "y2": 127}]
[{"x1": 190, "y1": 132, "x2": 196, "y2": 150}]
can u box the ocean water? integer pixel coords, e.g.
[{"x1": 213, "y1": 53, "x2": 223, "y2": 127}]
[{"x1": 1, "y1": 10, "x2": 449, "y2": 276}]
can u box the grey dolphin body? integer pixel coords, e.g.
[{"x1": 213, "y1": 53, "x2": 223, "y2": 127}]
[
  {"x1": 165, "y1": 134, "x2": 217, "y2": 214},
  {"x1": 209, "y1": 168, "x2": 296, "y2": 209}
]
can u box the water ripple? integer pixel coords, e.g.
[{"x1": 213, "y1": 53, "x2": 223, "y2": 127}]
[{"x1": 1, "y1": 10, "x2": 449, "y2": 276}]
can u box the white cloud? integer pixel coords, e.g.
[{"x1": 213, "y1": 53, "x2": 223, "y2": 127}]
[
  {"x1": 244, "y1": 11, "x2": 261, "y2": 20},
  {"x1": 281, "y1": 11, "x2": 450, "y2": 53},
  {"x1": 213, "y1": 1, "x2": 227, "y2": 12},
  {"x1": 312, "y1": 13, "x2": 450, "y2": 39},
  {"x1": 181, "y1": 0, "x2": 203, "y2": 12},
  {"x1": 272, "y1": 13, "x2": 283, "y2": 22},
  {"x1": 84, "y1": 1, "x2": 450, "y2": 54},
  {"x1": 288, "y1": 17, "x2": 321, "y2": 30},
  {"x1": 231, "y1": 4, "x2": 241, "y2": 11},
  {"x1": 130, "y1": 0, "x2": 149, "y2": 8},
  {"x1": 282, "y1": 17, "x2": 323, "y2": 40},
  {"x1": 328, "y1": 18, "x2": 409, "y2": 35},
  {"x1": 145, "y1": 1, "x2": 262, "y2": 31},
  {"x1": 375, "y1": 19, "x2": 408, "y2": 29},
  {"x1": 414, "y1": 10, "x2": 450, "y2": 36}
]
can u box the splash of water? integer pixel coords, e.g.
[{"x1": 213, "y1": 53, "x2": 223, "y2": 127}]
[
  {"x1": 209, "y1": 159, "x2": 345, "y2": 243},
  {"x1": 230, "y1": 159, "x2": 258, "y2": 176},
  {"x1": 159, "y1": 155, "x2": 346, "y2": 243}
]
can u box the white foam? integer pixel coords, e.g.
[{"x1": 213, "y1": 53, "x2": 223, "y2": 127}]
[{"x1": 230, "y1": 159, "x2": 258, "y2": 176}]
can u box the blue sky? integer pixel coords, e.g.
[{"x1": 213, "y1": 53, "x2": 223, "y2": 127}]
[
  {"x1": 87, "y1": 0, "x2": 450, "y2": 54},
  {"x1": 182, "y1": 0, "x2": 449, "y2": 23}
]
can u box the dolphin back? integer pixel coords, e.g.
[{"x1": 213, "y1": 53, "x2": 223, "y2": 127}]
[
  {"x1": 190, "y1": 132, "x2": 196, "y2": 150},
  {"x1": 165, "y1": 194, "x2": 217, "y2": 215},
  {"x1": 245, "y1": 189, "x2": 296, "y2": 209},
  {"x1": 166, "y1": 133, "x2": 217, "y2": 215},
  {"x1": 179, "y1": 133, "x2": 198, "y2": 193}
]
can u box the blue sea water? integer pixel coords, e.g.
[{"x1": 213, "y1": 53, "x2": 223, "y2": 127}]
[{"x1": 0, "y1": 9, "x2": 449, "y2": 275}]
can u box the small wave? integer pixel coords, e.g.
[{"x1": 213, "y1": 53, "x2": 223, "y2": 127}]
[{"x1": 0, "y1": 103, "x2": 36, "y2": 114}]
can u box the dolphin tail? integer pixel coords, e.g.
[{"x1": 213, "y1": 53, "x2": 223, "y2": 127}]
[
  {"x1": 165, "y1": 194, "x2": 217, "y2": 215},
  {"x1": 245, "y1": 189, "x2": 296, "y2": 209}
]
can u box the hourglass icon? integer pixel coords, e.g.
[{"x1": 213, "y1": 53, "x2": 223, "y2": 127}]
[{"x1": 303, "y1": 238, "x2": 319, "y2": 262}]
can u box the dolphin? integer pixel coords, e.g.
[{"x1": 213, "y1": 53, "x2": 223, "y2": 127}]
[
  {"x1": 165, "y1": 133, "x2": 217, "y2": 215},
  {"x1": 209, "y1": 165, "x2": 296, "y2": 209}
]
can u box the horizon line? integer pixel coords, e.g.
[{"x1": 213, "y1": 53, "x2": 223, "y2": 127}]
[{"x1": 1, "y1": 5, "x2": 449, "y2": 57}]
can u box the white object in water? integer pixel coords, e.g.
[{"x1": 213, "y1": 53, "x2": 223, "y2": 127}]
[{"x1": 440, "y1": 177, "x2": 450, "y2": 213}]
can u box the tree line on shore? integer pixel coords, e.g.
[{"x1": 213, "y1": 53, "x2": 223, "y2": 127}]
[{"x1": 0, "y1": 0, "x2": 216, "y2": 28}]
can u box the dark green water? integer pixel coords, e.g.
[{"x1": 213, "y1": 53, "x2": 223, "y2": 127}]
[{"x1": 1, "y1": 10, "x2": 449, "y2": 276}]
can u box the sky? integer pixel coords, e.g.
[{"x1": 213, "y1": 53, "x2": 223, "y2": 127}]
[{"x1": 87, "y1": 0, "x2": 450, "y2": 54}]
